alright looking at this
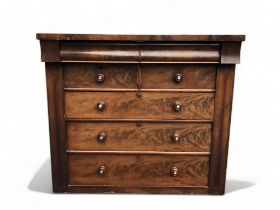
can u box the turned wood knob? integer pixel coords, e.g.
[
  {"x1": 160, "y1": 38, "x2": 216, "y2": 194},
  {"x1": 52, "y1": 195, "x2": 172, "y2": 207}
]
[
  {"x1": 173, "y1": 102, "x2": 181, "y2": 112},
  {"x1": 97, "y1": 166, "x2": 106, "y2": 175},
  {"x1": 97, "y1": 132, "x2": 106, "y2": 142},
  {"x1": 97, "y1": 101, "x2": 105, "y2": 111},
  {"x1": 96, "y1": 73, "x2": 105, "y2": 83},
  {"x1": 174, "y1": 73, "x2": 183, "y2": 83},
  {"x1": 171, "y1": 134, "x2": 180, "y2": 143},
  {"x1": 170, "y1": 167, "x2": 178, "y2": 177}
]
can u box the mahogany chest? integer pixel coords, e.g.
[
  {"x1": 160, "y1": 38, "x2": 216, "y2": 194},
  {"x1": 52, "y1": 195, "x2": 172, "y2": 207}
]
[{"x1": 37, "y1": 34, "x2": 245, "y2": 194}]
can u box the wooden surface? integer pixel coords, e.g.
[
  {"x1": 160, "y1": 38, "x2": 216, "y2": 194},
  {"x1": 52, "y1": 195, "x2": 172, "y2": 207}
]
[
  {"x1": 141, "y1": 64, "x2": 216, "y2": 89},
  {"x1": 40, "y1": 41, "x2": 60, "y2": 62},
  {"x1": 37, "y1": 33, "x2": 245, "y2": 41},
  {"x1": 221, "y1": 42, "x2": 242, "y2": 64},
  {"x1": 67, "y1": 122, "x2": 212, "y2": 152},
  {"x1": 60, "y1": 42, "x2": 139, "y2": 62},
  {"x1": 67, "y1": 185, "x2": 208, "y2": 194},
  {"x1": 140, "y1": 44, "x2": 220, "y2": 62},
  {"x1": 65, "y1": 92, "x2": 214, "y2": 120},
  {"x1": 45, "y1": 63, "x2": 67, "y2": 192},
  {"x1": 208, "y1": 65, "x2": 235, "y2": 195},
  {"x1": 60, "y1": 42, "x2": 220, "y2": 63},
  {"x1": 68, "y1": 154, "x2": 209, "y2": 186},
  {"x1": 38, "y1": 34, "x2": 244, "y2": 194},
  {"x1": 64, "y1": 63, "x2": 137, "y2": 89}
]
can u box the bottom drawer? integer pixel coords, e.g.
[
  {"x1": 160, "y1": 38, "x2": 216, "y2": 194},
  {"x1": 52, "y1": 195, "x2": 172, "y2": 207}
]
[{"x1": 68, "y1": 154, "x2": 209, "y2": 186}]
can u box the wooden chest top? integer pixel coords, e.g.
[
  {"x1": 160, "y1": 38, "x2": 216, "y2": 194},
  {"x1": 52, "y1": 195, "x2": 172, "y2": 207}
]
[{"x1": 37, "y1": 34, "x2": 245, "y2": 194}]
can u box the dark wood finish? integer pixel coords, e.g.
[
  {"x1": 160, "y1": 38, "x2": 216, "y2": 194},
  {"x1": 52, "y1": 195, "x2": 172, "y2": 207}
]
[
  {"x1": 67, "y1": 185, "x2": 208, "y2": 194},
  {"x1": 40, "y1": 41, "x2": 60, "y2": 62},
  {"x1": 38, "y1": 34, "x2": 244, "y2": 194},
  {"x1": 65, "y1": 92, "x2": 214, "y2": 120},
  {"x1": 60, "y1": 42, "x2": 139, "y2": 62},
  {"x1": 141, "y1": 64, "x2": 216, "y2": 89},
  {"x1": 68, "y1": 154, "x2": 209, "y2": 186},
  {"x1": 221, "y1": 42, "x2": 242, "y2": 64},
  {"x1": 67, "y1": 122, "x2": 212, "y2": 152},
  {"x1": 60, "y1": 42, "x2": 220, "y2": 63},
  {"x1": 37, "y1": 33, "x2": 245, "y2": 42},
  {"x1": 64, "y1": 88, "x2": 215, "y2": 92},
  {"x1": 66, "y1": 118, "x2": 212, "y2": 123},
  {"x1": 67, "y1": 150, "x2": 210, "y2": 155},
  {"x1": 45, "y1": 63, "x2": 67, "y2": 192},
  {"x1": 64, "y1": 63, "x2": 137, "y2": 89},
  {"x1": 140, "y1": 44, "x2": 220, "y2": 63},
  {"x1": 208, "y1": 65, "x2": 235, "y2": 195}
]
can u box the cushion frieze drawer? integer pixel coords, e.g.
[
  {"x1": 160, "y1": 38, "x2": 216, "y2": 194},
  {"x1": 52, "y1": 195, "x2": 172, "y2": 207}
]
[
  {"x1": 65, "y1": 92, "x2": 214, "y2": 120},
  {"x1": 67, "y1": 122, "x2": 212, "y2": 152},
  {"x1": 68, "y1": 154, "x2": 209, "y2": 186}
]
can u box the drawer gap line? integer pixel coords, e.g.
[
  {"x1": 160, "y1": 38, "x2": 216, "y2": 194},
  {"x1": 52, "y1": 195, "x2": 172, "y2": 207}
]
[
  {"x1": 65, "y1": 118, "x2": 213, "y2": 123},
  {"x1": 66, "y1": 150, "x2": 211, "y2": 155}
]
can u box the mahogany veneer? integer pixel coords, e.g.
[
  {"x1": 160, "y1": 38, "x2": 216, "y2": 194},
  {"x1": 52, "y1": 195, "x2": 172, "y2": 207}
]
[{"x1": 37, "y1": 34, "x2": 245, "y2": 194}]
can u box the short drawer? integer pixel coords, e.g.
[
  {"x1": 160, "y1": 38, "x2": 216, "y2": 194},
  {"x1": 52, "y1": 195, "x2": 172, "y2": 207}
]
[
  {"x1": 141, "y1": 64, "x2": 216, "y2": 89},
  {"x1": 64, "y1": 63, "x2": 137, "y2": 89},
  {"x1": 67, "y1": 122, "x2": 212, "y2": 152},
  {"x1": 68, "y1": 154, "x2": 209, "y2": 186},
  {"x1": 65, "y1": 92, "x2": 214, "y2": 120}
]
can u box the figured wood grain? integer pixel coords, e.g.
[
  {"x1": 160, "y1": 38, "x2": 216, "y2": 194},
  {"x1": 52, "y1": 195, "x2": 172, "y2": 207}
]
[
  {"x1": 60, "y1": 42, "x2": 139, "y2": 62},
  {"x1": 37, "y1": 33, "x2": 245, "y2": 42},
  {"x1": 37, "y1": 34, "x2": 244, "y2": 194},
  {"x1": 67, "y1": 122, "x2": 212, "y2": 152},
  {"x1": 65, "y1": 92, "x2": 214, "y2": 120},
  {"x1": 67, "y1": 185, "x2": 208, "y2": 194},
  {"x1": 64, "y1": 63, "x2": 137, "y2": 88},
  {"x1": 45, "y1": 63, "x2": 67, "y2": 192},
  {"x1": 141, "y1": 64, "x2": 216, "y2": 89},
  {"x1": 208, "y1": 65, "x2": 235, "y2": 195},
  {"x1": 68, "y1": 154, "x2": 209, "y2": 186},
  {"x1": 140, "y1": 44, "x2": 220, "y2": 63},
  {"x1": 60, "y1": 42, "x2": 220, "y2": 63}
]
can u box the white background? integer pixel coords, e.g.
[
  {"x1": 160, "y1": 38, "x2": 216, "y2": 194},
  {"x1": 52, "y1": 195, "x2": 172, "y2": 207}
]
[{"x1": 0, "y1": 0, "x2": 279, "y2": 209}]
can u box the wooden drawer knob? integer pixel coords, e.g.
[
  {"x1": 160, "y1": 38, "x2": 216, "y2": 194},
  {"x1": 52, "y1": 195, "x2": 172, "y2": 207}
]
[
  {"x1": 97, "y1": 166, "x2": 106, "y2": 175},
  {"x1": 173, "y1": 102, "x2": 181, "y2": 112},
  {"x1": 97, "y1": 101, "x2": 105, "y2": 111},
  {"x1": 174, "y1": 73, "x2": 183, "y2": 83},
  {"x1": 170, "y1": 167, "x2": 178, "y2": 177},
  {"x1": 96, "y1": 73, "x2": 105, "y2": 83},
  {"x1": 171, "y1": 134, "x2": 180, "y2": 143},
  {"x1": 97, "y1": 132, "x2": 106, "y2": 142}
]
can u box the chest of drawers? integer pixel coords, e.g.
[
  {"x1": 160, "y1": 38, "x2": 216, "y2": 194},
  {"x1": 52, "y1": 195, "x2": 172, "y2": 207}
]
[{"x1": 37, "y1": 34, "x2": 245, "y2": 194}]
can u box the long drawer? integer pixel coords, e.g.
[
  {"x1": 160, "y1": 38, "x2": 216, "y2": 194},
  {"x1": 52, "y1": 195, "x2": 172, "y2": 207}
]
[
  {"x1": 67, "y1": 122, "x2": 212, "y2": 152},
  {"x1": 68, "y1": 154, "x2": 209, "y2": 186},
  {"x1": 65, "y1": 92, "x2": 214, "y2": 120},
  {"x1": 63, "y1": 63, "x2": 216, "y2": 90}
]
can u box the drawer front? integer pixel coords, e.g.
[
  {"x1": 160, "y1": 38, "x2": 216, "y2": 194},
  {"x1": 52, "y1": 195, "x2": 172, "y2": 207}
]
[
  {"x1": 67, "y1": 122, "x2": 212, "y2": 152},
  {"x1": 140, "y1": 44, "x2": 220, "y2": 62},
  {"x1": 60, "y1": 42, "x2": 220, "y2": 63},
  {"x1": 64, "y1": 63, "x2": 137, "y2": 89},
  {"x1": 65, "y1": 92, "x2": 214, "y2": 120},
  {"x1": 68, "y1": 154, "x2": 209, "y2": 186},
  {"x1": 141, "y1": 64, "x2": 216, "y2": 89}
]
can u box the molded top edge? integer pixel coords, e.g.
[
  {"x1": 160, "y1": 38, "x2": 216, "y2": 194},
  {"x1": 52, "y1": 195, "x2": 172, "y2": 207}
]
[{"x1": 36, "y1": 33, "x2": 245, "y2": 42}]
